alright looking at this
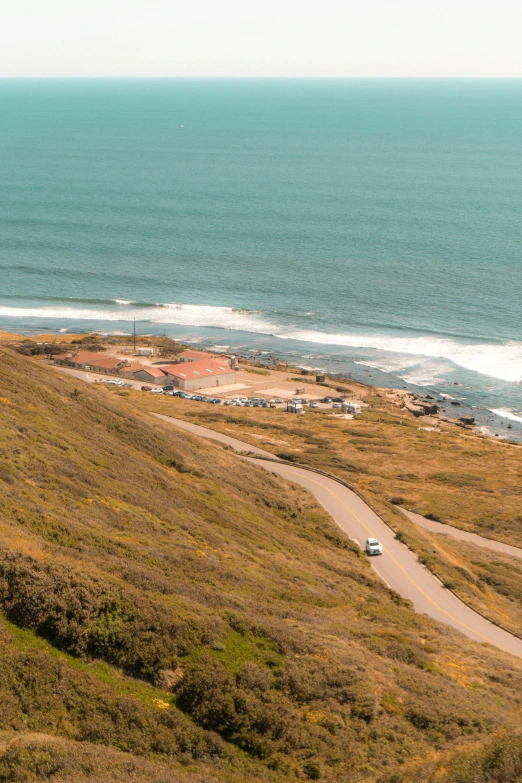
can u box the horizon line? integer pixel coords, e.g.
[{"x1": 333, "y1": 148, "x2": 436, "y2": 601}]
[{"x1": 1, "y1": 75, "x2": 522, "y2": 80}]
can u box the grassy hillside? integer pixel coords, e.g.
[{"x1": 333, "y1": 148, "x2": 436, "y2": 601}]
[
  {"x1": 133, "y1": 393, "x2": 522, "y2": 639},
  {"x1": 133, "y1": 391, "x2": 522, "y2": 543},
  {"x1": 2, "y1": 350, "x2": 522, "y2": 781}
]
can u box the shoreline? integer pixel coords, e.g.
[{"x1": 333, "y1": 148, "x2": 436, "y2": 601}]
[{"x1": 2, "y1": 327, "x2": 520, "y2": 447}]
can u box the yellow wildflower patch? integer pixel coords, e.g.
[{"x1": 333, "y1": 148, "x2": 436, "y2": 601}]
[{"x1": 153, "y1": 699, "x2": 170, "y2": 710}]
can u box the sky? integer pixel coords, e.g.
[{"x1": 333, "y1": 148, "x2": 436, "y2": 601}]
[{"x1": 1, "y1": 0, "x2": 521, "y2": 77}]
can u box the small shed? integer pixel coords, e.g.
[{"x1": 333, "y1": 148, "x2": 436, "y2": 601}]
[
  {"x1": 66, "y1": 351, "x2": 110, "y2": 369},
  {"x1": 136, "y1": 347, "x2": 154, "y2": 357},
  {"x1": 84, "y1": 356, "x2": 125, "y2": 374}
]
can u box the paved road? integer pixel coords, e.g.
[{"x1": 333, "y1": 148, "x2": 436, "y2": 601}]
[
  {"x1": 400, "y1": 508, "x2": 522, "y2": 561},
  {"x1": 153, "y1": 414, "x2": 278, "y2": 458},
  {"x1": 154, "y1": 414, "x2": 522, "y2": 658}
]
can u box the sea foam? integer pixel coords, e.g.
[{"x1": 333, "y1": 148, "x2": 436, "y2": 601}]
[
  {"x1": 278, "y1": 330, "x2": 522, "y2": 384},
  {"x1": 356, "y1": 358, "x2": 452, "y2": 387},
  {"x1": 490, "y1": 408, "x2": 522, "y2": 424},
  {"x1": 0, "y1": 302, "x2": 278, "y2": 337},
  {"x1": 1, "y1": 301, "x2": 521, "y2": 385}
]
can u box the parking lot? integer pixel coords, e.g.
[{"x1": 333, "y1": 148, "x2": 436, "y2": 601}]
[
  {"x1": 51, "y1": 364, "x2": 364, "y2": 413},
  {"x1": 138, "y1": 386, "x2": 359, "y2": 412}
]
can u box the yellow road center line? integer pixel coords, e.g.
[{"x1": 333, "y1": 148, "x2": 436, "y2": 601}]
[
  {"x1": 159, "y1": 423, "x2": 517, "y2": 657},
  {"x1": 270, "y1": 463, "x2": 515, "y2": 655}
]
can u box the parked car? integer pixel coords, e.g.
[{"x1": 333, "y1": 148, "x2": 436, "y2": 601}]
[
  {"x1": 321, "y1": 397, "x2": 332, "y2": 404},
  {"x1": 162, "y1": 385, "x2": 174, "y2": 392},
  {"x1": 333, "y1": 397, "x2": 344, "y2": 403},
  {"x1": 224, "y1": 400, "x2": 233, "y2": 406},
  {"x1": 141, "y1": 385, "x2": 152, "y2": 391},
  {"x1": 332, "y1": 402, "x2": 342, "y2": 409},
  {"x1": 365, "y1": 538, "x2": 383, "y2": 556},
  {"x1": 309, "y1": 401, "x2": 319, "y2": 409},
  {"x1": 150, "y1": 388, "x2": 163, "y2": 394},
  {"x1": 275, "y1": 398, "x2": 284, "y2": 405}
]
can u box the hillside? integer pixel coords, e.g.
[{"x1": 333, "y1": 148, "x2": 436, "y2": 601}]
[
  {"x1": 2, "y1": 349, "x2": 522, "y2": 781},
  {"x1": 133, "y1": 392, "x2": 522, "y2": 641}
]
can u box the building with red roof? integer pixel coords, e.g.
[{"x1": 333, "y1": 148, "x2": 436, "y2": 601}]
[
  {"x1": 176, "y1": 349, "x2": 217, "y2": 363},
  {"x1": 132, "y1": 365, "x2": 169, "y2": 384},
  {"x1": 52, "y1": 353, "x2": 71, "y2": 364},
  {"x1": 119, "y1": 361, "x2": 145, "y2": 378},
  {"x1": 159, "y1": 358, "x2": 236, "y2": 391}
]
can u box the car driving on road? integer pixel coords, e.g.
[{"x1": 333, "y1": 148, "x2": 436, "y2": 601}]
[{"x1": 365, "y1": 538, "x2": 383, "y2": 556}]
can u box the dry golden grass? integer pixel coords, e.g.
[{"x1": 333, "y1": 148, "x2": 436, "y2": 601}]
[
  {"x1": 133, "y1": 390, "x2": 522, "y2": 541},
  {"x1": 2, "y1": 350, "x2": 522, "y2": 781},
  {"x1": 0, "y1": 731, "x2": 222, "y2": 783},
  {"x1": 132, "y1": 391, "x2": 522, "y2": 638}
]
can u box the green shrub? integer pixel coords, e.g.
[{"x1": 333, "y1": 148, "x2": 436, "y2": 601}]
[{"x1": 0, "y1": 550, "x2": 212, "y2": 679}]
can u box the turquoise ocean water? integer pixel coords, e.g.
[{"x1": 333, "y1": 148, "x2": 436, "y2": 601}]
[{"x1": 0, "y1": 79, "x2": 521, "y2": 436}]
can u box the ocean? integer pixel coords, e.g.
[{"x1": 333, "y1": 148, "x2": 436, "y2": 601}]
[{"x1": 1, "y1": 79, "x2": 521, "y2": 437}]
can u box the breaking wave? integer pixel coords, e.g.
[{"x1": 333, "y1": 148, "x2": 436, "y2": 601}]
[
  {"x1": 490, "y1": 408, "x2": 522, "y2": 424},
  {"x1": 1, "y1": 300, "x2": 521, "y2": 384},
  {"x1": 279, "y1": 330, "x2": 522, "y2": 384},
  {"x1": 0, "y1": 302, "x2": 278, "y2": 337}
]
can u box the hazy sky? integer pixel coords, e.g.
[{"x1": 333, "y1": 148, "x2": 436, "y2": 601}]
[{"x1": 1, "y1": 0, "x2": 521, "y2": 77}]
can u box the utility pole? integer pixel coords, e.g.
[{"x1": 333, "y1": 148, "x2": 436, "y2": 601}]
[{"x1": 133, "y1": 318, "x2": 136, "y2": 352}]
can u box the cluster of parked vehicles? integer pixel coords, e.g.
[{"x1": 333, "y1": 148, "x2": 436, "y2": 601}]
[
  {"x1": 138, "y1": 386, "x2": 353, "y2": 410},
  {"x1": 141, "y1": 386, "x2": 223, "y2": 404},
  {"x1": 95, "y1": 378, "x2": 354, "y2": 416},
  {"x1": 319, "y1": 396, "x2": 350, "y2": 408},
  {"x1": 140, "y1": 389, "x2": 289, "y2": 407},
  {"x1": 227, "y1": 396, "x2": 281, "y2": 407},
  {"x1": 97, "y1": 379, "x2": 133, "y2": 387}
]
